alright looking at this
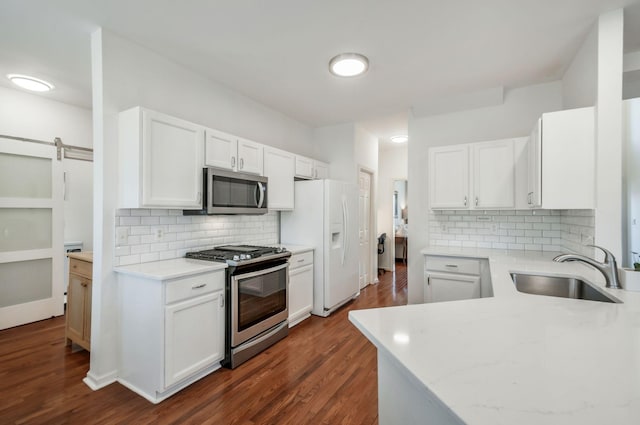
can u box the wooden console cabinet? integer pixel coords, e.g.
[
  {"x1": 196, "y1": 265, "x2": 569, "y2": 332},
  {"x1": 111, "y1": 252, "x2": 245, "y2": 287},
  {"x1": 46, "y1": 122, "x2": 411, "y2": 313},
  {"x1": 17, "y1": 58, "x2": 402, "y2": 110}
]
[{"x1": 66, "y1": 252, "x2": 93, "y2": 351}]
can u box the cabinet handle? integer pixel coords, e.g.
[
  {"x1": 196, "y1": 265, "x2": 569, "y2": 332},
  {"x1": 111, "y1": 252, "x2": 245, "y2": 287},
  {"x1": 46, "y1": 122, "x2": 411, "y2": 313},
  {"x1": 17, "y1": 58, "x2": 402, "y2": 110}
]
[
  {"x1": 240, "y1": 158, "x2": 244, "y2": 169},
  {"x1": 527, "y1": 192, "x2": 533, "y2": 205},
  {"x1": 297, "y1": 259, "x2": 305, "y2": 263},
  {"x1": 427, "y1": 276, "x2": 431, "y2": 286},
  {"x1": 220, "y1": 294, "x2": 225, "y2": 308},
  {"x1": 197, "y1": 192, "x2": 202, "y2": 203},
  {"x1": 445, "y1": 264, "x2": 459, "y2": 268},
  {"x1": 231, "y1": 156, "x2": 236, "y2": 168},
  {"x1": 464, "y1": 196, "x2": 467, "y2": 206},
  {"x1": 475, "y1": 197, "x2": 479, "y2": 206},
  {"x1": 192, "y1": 283, "x2": 206, "y2": 289}
]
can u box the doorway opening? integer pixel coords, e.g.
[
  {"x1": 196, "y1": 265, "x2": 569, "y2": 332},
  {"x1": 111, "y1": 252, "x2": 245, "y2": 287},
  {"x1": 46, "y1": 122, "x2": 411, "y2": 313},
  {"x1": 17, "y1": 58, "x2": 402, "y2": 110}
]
[{"x1": 393, "y1": 179, "x2": 408, "y2": 265}]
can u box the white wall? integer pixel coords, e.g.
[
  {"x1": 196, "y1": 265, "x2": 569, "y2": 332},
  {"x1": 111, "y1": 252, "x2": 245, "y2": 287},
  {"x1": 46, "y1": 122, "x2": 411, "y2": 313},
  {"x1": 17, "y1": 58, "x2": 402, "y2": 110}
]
[
  {"x1": 562, "y1": 24, "x2": 598, "y2": 109},
  {"x1": 313, "y1": 123, "x2": 356, "y2": 182},
  {"x1": 87, "y1": 28, "x2": 315, "y2": 389},
  {"x1": 0, "y1": 85, "x2": 93, "y2": 250},
  {"x1": 407, "y1": 82, "x2": 563, "y2": 303}
]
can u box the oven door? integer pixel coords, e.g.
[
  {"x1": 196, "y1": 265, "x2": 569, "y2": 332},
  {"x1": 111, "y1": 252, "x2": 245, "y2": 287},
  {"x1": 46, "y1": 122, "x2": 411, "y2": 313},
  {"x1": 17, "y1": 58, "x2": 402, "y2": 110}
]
[{"x1": 231, "y1": 262, "x2": 288, "y2": 347}]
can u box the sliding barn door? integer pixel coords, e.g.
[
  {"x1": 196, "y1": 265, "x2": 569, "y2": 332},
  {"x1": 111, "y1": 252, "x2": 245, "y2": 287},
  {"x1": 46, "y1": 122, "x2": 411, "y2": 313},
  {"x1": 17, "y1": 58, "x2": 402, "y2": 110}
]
[{"x1": 0, "y1": 137, "x2": 64, "y2": 330}]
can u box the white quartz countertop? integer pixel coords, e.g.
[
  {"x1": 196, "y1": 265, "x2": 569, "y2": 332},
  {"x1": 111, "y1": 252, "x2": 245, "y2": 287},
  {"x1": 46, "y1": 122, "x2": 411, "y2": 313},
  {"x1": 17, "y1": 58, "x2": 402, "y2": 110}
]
[
  {"x1": 349, "y1": 246, "x2": 640, "y2": 425},
  {"x1": 114, "y1": 258, "x2": 227, "y2": 280},
  {"x1": 280, "y1": 244, "x2": 314, "y2": 255}
]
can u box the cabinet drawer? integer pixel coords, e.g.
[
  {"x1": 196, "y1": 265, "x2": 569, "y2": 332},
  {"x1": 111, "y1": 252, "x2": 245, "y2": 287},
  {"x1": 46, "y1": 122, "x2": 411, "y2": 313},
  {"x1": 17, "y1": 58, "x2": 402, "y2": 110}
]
[
  {"x1": 69, "y1": 259, "x2": 92, "y2": 279},
  {"x1": 289, "y1": 251, "x2": 313, "y2": 270},
  {"x1": 425, "y1": 256, "x2": 480, "y2": 275},
  {"x1": 165, "y1": 271, "x2": 225, "y2": 304}
]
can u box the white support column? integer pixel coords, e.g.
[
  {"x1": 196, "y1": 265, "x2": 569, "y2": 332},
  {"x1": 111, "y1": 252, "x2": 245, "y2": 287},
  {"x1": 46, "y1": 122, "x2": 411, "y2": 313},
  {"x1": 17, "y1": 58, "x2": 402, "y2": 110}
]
[{"x1": 595, "y1": 9, "x2": 624, "y2": 260}]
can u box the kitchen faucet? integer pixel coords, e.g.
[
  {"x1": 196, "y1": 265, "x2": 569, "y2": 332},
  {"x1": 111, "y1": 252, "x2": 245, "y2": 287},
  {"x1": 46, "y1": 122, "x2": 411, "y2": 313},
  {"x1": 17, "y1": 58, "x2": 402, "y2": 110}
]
[{"x1": 553, "y1": 245, "x2": 622, "y2": 289}]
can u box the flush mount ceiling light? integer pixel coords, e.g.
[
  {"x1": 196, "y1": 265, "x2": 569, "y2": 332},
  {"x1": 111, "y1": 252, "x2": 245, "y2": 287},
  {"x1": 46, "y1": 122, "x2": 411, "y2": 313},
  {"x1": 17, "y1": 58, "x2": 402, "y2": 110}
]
[
  {"x1": 328, "y1": 53, "x2": 369, "y2": 77},
  {"x1": 7, "y1": 74, "x2": 54, "y2": 92},
  {"x1": 391, "y1": 135, "x2": 408, "y2": 143}
]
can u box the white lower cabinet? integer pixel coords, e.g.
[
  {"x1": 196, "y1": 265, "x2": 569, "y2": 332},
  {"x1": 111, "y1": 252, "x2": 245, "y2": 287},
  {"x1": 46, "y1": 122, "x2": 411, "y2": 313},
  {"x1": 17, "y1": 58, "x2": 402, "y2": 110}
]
[
  {"x1": 118, "y1": 267, "x2": 225, "y2": 404},
  {"x1": 424, "y1": 256, "x2": 483, "y2": 303},
  {"x1": 288, "y1": 250, "x2": 314, "y2": 327}
]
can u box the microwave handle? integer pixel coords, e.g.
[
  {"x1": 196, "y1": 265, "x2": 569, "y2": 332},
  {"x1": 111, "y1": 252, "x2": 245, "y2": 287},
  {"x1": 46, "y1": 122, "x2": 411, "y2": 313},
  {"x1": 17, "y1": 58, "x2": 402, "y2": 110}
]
[{"x1": 256, "y1": 182, "x2": 265, "y2": 208}]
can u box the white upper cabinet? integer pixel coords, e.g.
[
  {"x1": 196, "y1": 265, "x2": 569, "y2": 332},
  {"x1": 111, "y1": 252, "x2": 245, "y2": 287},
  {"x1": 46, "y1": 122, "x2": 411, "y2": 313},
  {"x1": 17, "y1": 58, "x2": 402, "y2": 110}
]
[
  {"x1": 430, "y1": 138, "x2": 524, "y2": 210},
  {"x1": 472, "y1": 140, "x2": 515, "y2": 209},
  {"x1": 118, "y1": 107, "x2": 204, "y2": 209},
  {"x1": 429, "y1": 145, "x2": 469, "y2": 209},
  {"x1": 204, "y1": 128, "x2": 237, "y2": 171},
  {"x1": 313, "y1": 160, "x2": 330, "y2": 179},
  {"x1": 204, "y1": 130, "x2": 264, "y2": 175},
  {"x1": 295, "y1": 155, "x2": 314, "y2": 179},
  {"x1": 237, "y1": 138, "x2": 264, "y2": 175},
  {"x1": 263, "y1": 146, "x2": 295, "y2": 210},
  {"x1": 294, "y1": 156, "x2": 330, "y2": 180},
  {"x1": 528, "y1": 107, "x2": 595, "y2": 209}
]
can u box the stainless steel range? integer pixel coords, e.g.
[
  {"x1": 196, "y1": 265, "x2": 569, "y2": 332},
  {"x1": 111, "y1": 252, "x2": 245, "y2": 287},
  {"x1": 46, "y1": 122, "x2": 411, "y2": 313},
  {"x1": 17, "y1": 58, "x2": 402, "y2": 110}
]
[{"x1": 186, "y1": 245, "x2": 291, "y2": 368}]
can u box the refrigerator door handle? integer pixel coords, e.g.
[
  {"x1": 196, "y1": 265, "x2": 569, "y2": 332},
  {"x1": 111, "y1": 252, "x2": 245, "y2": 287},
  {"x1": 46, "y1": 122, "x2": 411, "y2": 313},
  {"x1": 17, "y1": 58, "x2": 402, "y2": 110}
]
[{"x1": 342, "y1": 197, "x2": 348, "y2": 266}]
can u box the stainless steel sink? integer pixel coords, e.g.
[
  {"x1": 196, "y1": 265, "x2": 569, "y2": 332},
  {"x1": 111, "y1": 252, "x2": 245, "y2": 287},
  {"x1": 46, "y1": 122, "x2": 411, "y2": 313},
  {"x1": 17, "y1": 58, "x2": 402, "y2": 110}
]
[{"x1": 510, "y1": 273, "x2": 620, "y2": 303}]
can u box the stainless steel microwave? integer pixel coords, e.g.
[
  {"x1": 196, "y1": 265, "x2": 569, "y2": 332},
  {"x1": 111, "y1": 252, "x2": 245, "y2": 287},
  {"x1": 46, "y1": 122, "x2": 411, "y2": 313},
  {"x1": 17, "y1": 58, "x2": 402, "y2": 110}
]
[{"x1": 184, "y1": 168, "x2": 268, "y2": 215}]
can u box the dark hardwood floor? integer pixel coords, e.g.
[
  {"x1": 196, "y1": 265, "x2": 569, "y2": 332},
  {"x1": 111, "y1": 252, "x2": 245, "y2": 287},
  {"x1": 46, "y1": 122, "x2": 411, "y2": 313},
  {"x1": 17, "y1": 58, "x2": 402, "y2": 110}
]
[{"x1": 0, "y1": 263, "x2": 407, "y2": 425}]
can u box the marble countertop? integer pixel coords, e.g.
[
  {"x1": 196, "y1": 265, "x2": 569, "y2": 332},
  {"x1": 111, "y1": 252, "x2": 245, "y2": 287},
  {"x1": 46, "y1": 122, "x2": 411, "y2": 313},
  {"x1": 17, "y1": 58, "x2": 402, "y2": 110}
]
[
  {"x1": 349, "y1": 247, "x2": 640, "y2": 425},
  {"x1": 114, "y1": 258, "x2": 227, "y2": 280}
]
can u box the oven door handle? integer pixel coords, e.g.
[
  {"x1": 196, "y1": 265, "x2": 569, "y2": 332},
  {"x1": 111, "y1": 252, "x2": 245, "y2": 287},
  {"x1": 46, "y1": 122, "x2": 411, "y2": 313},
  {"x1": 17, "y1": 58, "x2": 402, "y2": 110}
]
[
  {"x1": 255, "y1": 182, "x2": 265, "y2": 208},
  {"x1": 232, "y1": 261, "x2": 288, "y2": 281}
]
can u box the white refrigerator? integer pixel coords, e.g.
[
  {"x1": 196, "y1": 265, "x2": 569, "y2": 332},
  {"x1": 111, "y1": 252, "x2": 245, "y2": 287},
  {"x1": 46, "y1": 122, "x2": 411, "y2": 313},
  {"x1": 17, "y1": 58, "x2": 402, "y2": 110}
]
[{"x1": 281, "y1": 179, "x2": 359, "y2": 317}]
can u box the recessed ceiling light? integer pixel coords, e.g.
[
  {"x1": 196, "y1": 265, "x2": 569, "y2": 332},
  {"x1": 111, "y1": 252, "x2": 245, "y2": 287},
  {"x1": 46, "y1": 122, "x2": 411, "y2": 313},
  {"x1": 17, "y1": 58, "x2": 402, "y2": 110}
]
[
  {"x1": 391, "y1": 135, "x2": 408, "y2": 143},
  {"x1": 7, "y1": 74, "x2": 54, "y2": 92},
  {"x1": 329, "y1": 53, "x2": 369, "y2": 77}
]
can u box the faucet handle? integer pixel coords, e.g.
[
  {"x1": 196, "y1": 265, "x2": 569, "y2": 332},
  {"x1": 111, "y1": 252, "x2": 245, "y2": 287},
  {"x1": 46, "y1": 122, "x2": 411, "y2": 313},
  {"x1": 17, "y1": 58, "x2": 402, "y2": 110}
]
[{"x1": 587, "y1": 245, "x2": 616, "y2": 264}]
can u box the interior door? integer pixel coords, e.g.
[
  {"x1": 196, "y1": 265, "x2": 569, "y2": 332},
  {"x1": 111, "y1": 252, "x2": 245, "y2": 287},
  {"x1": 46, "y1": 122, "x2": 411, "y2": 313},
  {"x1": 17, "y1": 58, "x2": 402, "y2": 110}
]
[
  {"x1": 0, "y1": 137, "x2": 63, "y2": 330},
  {"x1": 358, "y1": 171, "x2": 371, "y2": 289}
]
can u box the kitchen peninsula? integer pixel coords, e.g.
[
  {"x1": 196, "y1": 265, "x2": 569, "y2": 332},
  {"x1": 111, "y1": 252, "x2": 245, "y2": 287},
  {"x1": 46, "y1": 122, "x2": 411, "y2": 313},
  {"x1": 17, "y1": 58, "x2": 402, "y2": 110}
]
[{"x1": 349, "y1": 247, "x2": 640, "y2": 425}]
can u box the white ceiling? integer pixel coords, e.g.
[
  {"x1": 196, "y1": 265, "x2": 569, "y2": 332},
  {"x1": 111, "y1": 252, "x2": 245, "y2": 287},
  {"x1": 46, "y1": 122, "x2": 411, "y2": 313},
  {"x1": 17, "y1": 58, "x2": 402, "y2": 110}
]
[{"x1": 1, "y1": 0, "x2": 639, "y2": 147}]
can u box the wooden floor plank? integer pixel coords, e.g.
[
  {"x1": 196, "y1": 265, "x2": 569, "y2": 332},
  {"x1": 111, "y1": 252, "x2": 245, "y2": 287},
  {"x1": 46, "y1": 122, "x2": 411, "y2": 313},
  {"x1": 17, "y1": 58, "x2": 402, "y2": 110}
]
[{"x1": 0, "y1": 263, "x2": 407, "y2": 424}]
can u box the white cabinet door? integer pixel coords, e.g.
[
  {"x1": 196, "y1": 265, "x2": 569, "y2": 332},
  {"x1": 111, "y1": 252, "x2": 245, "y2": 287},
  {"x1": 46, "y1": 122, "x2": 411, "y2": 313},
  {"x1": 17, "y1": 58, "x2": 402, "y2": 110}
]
[
  {"x1": 142, "y1": 110, "x2": 204, "y2": 208},
  {"x1": 295, "y1": 155, "x2": 314, "y2": 179},
  {"x1": 164, "y1": 291, "x2": 224, "y2": 389},
  {"x1": 429, "y1": 146, "x2": 469, "y2": 209},
  {"x1": 540, "y1": 107, "x2": 595, "y2": 209},
  {"x1": 313, "y1": 161, "x2": 329, "y2": 179},
  {"x1": 205, "y1": 128, "x2": 238, "y2": 171},
  {"x1": 527, "y1": 119, "x2": 542, "y2": 208},
  {"x1": 118, "y1": 107, "x2": 204, "y2": 209},
  {"x1": 424, "y1": 272, "x2": 481, "y2": 303},
  {"x1": 237, "y1": 138, "x2": 264, "y2": 175},
  {"x1": 263, "y1": 147, "x2": 295, "y2": 210},
  {"x1": 472, "y1": 140, "x2": 515, "y2": 209},
  {"x1": 288, "y1": 264, "x2": 313, "y2": 327}
]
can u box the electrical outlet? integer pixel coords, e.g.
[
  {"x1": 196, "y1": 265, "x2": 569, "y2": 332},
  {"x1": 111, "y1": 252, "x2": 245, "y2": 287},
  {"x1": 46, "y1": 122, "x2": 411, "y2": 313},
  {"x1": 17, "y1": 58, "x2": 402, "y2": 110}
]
[
  {"x1": 440, "y1": 223, "x2": 448, "y2": 232},
  {"x1": 490, "y1": 224, "x2": 499, "y2": 235},
  {"x1": 155, "y1": 228, "x2": 163, "y2": 241},
  {"x1": 116, "y1": 227, "x2": 128, "y2": 245}
]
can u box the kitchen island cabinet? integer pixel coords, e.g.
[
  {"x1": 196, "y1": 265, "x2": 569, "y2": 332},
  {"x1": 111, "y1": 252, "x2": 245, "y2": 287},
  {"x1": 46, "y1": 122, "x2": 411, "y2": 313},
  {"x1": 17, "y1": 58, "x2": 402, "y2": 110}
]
[
  {"x1": 115, "y1": 259, "x2": 227, "y2": 403},
  {"x1": 66, "y1": 251, "x2": 93, "y2": 351},
  {"x1": 350, "y1": 247, "x2": 640, "y2": 425}
]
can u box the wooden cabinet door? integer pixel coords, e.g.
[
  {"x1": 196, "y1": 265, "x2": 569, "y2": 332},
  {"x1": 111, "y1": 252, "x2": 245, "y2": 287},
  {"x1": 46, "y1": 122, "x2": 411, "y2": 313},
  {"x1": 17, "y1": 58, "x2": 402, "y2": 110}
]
[
  {"x1": 205, "y1": 128, "x2": 238, "y2": 171},
  {"x1": 472, "y1": 140, "x2": 515, "y2": 209},
  {"x1": 264, "y1": 147, "x2": 295, "y2": 210},
  {"x1": 66, "y1": 273, "x2": 91, "y2": 350},
  {"x1": 141, "y1": 110, "x2": 204, "y2": 208},
  {"x1": 237, "y1": 138, "x2": 264, "y2": 175},
  {"x1": 425, "y1": 272, "x2": 480, "y2": 303},
  {"x1": 164, "y1": 291, "x2": 224, "y2": 389},
  {"x1": 429, "y1": 146, "x2": 469, "y2": 209}
]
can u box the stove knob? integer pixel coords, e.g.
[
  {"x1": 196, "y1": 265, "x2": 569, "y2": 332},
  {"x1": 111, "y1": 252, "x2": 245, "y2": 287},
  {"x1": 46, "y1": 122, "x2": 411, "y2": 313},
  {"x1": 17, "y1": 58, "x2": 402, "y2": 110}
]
[
  {"x1": 246, "y1": 254, "x2": 252, "y2": 259},
  {"x1": 240, "y1": 254, "x2": 247, "y2": 260},
  {"x1": 233, "y1": 255, "x2": 240, "y2": 261}
]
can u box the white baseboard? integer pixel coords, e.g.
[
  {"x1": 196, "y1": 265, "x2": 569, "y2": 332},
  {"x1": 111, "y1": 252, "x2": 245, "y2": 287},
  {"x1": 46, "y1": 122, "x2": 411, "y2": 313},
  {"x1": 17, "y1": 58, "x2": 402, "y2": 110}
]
[{"x1": 83, "y1": 369, "x2": 118, "y2": 391}]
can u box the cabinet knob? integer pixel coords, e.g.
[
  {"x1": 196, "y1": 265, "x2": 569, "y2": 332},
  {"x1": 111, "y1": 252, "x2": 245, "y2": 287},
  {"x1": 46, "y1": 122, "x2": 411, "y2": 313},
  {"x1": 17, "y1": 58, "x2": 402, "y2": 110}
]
[
  {"x1": 464, "y1": 196, "x2": 467, "y2": 207},
  {"x1": 240, "y1": 158, "x2": 244, "y2": 169},
  {"x1": 220, "y1": 294, "x2": 225, "y2": 308}
]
